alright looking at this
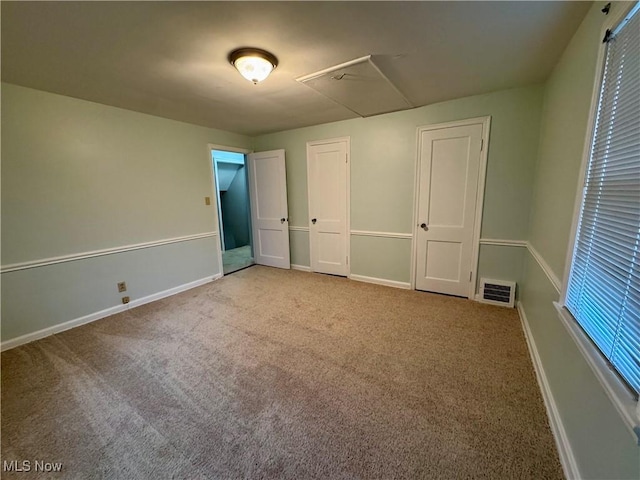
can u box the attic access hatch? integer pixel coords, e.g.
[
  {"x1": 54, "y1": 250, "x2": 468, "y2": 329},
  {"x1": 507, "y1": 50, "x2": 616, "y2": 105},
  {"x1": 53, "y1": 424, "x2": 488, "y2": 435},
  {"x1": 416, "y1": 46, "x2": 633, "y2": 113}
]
[{"x1": 296, "y1": 55, "x2": 413, "y2": 117}]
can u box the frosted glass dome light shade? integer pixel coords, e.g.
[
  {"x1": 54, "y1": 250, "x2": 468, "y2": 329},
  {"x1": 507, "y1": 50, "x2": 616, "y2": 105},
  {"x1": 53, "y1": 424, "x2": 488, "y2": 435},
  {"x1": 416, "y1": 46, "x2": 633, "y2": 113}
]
[{"x1": 229, "y1": 48, "x2": 278, "y2": 84}]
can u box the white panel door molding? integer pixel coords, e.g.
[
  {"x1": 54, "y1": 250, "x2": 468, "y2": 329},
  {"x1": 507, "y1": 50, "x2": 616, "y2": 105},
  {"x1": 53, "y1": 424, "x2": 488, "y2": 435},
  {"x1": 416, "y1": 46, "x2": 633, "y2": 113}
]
[
  {"x1": 307, "y1": 138, "x2": 350, "y2": 276},
  {"x1": 247, "y1": 149, "x2": 291, "y2": 269},
  {"x1": 413, "y1": 118, "x2": 489, "y2": 298}
]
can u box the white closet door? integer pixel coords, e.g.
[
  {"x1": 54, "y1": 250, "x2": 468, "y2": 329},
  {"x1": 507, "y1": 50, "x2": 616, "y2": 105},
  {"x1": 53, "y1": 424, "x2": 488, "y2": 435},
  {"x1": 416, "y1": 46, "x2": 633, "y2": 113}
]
[
  {"x1": 307, "y1": 139, "x2": 349, "y2": 276},
  {"x1": 415, "y1": 123, "x2": 483, "y2": 297},
  {"x1": 247, "y1": 149, "x2": 290, "y2": 269}
]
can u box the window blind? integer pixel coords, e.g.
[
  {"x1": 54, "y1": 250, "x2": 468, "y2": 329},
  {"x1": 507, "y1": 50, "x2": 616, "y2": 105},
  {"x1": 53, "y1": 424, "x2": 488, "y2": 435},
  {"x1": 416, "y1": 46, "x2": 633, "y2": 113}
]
[{"x1": 566, "y1": 3, "x2": 640, "y2": 396}]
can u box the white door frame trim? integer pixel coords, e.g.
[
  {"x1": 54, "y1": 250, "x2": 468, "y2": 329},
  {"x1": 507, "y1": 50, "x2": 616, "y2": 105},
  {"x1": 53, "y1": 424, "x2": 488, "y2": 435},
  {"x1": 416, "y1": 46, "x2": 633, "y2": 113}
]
[
  {"x1": 306, "y1": 136, "x2": 351, "y2": 277},
  {"x1": 207, "y1": 143, "x2": 253, "y2": 278},
  {"x1": 212, "y1": 158, "x2": 225, "y2": 252},
  {"x1": 410, "y1": 116, "x2": 491, "y2": 298}
]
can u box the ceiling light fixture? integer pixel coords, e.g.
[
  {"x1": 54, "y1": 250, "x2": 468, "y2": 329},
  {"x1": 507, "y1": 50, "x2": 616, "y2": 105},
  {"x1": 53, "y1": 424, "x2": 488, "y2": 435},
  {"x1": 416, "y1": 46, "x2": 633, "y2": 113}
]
[{"x1": 228, "y1": 48, "x2": 278, "y2": 84}]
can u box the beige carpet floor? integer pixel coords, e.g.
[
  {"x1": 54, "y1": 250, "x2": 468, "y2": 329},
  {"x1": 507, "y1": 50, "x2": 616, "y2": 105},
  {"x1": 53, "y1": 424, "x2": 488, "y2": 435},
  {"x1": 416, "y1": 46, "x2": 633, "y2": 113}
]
[{"x1": 1, "y1": 266, "x2": 563, "y2": 479}]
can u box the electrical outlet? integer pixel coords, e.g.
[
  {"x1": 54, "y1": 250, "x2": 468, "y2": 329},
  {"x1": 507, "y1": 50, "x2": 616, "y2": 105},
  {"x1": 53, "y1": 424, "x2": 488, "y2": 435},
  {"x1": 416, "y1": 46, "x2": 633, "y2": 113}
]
[
  {"x1": 122, "y1": 296, "x2": 130, "y2": 304},
  {"x1": 205, "y1": 196, "x2": 211, "y2": 205},
  {"x1": 117, "y1": 281, "x2": 127, "y2": 292}
]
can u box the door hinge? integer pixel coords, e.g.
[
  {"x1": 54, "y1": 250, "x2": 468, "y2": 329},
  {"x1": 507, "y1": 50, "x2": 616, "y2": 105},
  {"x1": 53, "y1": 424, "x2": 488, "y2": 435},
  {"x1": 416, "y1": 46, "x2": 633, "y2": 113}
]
[
  {"x1": 480, "y1": 139, "x2": 484, "y2": 151},
  {"x1": 346, "y1": 154, "x2": 348, "y2": 164},
  {"x1": 469, "y1": 271, "x2": 473, "y2": 282}
]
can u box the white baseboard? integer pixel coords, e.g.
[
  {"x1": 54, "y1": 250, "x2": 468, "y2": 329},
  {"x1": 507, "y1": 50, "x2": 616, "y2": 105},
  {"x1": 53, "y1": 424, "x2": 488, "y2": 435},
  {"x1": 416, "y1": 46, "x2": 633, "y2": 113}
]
[
  {"x1": 516, "y1": 301, "x2": 580, "y2": 480},
  {"x1": 1, "y1": 304, "x2": 130, "y2": 352},
  {"x1": 349, "y1": 274, "x2": 411, "y2": 290},
  {"x1": 291, "y1": 264, "x2": 311, "y2": 272},
  {"x1": 127, "y1": 274, "x2": 220, "y2": 309},
  {"x1": 1, "y1": 274, "x2": 221, "y2": 352}
]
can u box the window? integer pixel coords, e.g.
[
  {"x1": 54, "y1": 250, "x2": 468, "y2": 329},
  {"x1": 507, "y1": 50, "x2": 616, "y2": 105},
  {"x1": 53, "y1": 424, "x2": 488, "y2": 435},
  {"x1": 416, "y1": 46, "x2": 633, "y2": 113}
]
[{"x1": 566, "y1": 3, "x2": 640, "y2": 396}]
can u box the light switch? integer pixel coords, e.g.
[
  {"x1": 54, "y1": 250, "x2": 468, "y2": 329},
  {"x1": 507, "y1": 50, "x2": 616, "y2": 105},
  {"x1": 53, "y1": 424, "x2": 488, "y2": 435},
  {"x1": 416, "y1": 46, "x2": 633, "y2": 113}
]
[{"x1": 205, "y1": 196, "x2": 211, "y2": 205}]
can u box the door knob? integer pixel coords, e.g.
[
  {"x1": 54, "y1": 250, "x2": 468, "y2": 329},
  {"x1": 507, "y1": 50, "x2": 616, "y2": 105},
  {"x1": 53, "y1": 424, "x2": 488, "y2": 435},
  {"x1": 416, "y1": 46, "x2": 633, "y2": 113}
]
[
  {"x1": 312, "y1": 218, "x2": 317, "y2": 224},
  {"x1": 420, "y1": 223, "x2": 429, "y2": 231},
  {"x1": 281, "y1": 218, "x2": 287, "y2": 223}
]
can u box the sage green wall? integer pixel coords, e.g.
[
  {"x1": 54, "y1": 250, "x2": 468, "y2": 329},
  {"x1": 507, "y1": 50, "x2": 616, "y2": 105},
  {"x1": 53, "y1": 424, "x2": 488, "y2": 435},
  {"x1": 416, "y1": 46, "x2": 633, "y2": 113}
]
[
  {"x1": 476, "y1": 244, "x2": 526, "y2": 299},
  {"x1": 1, "y1": 83, "x2": 251, "y2": 341},
  {"x1": 2, "y1": 238, "x2": 219, "y2": 340},
  {"x1": 350, "y1": 236, "x2": 412, "y2": 283},
  {"x1": 527, "y1": 3, "x2": 610, "y2": 279},
  {"x1": 2, "y1": 83, "x2": 250, "y2": 264},
  {"x1": 521, "y1": 2, "x2": 639, "y2": 478},
  {"x1": 289, "y1": 230, "x2": 310, "y2": 267},
  {"x1": 521, "y1": 256, "x2": 639, "y2": 479},
  {"x1": 254, "y1": 86, "x2": 543, "y2": 284}
]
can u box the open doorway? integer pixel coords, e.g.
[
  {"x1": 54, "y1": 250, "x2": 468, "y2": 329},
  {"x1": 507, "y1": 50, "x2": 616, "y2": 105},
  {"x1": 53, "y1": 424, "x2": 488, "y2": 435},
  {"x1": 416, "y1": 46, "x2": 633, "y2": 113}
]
[{"x1": 211, "y1": 149, "x2": 254, "y2": 274}]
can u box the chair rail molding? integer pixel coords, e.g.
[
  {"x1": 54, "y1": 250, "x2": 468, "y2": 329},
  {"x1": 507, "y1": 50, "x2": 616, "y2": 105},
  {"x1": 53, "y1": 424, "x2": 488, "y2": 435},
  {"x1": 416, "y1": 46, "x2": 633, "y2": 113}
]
[
  {"x1": 350, "y1": 230, "x2": 412, "y2": 239},
  {"x1": 526, "y1": 242, "x2": 562, "y2": 294},
  {"x1": 479, "y1": 238, "x2": 527, "y2": 247},
  {"x1": 1, "y1": 232, "x2": 218, "y2": 274}
]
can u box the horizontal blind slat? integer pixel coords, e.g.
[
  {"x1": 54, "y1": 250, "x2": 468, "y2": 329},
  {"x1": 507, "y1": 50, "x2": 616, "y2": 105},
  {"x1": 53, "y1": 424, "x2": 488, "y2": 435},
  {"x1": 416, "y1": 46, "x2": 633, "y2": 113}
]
[{"x1": 567, "y1": 5, "x2": 640, "y2": 395}]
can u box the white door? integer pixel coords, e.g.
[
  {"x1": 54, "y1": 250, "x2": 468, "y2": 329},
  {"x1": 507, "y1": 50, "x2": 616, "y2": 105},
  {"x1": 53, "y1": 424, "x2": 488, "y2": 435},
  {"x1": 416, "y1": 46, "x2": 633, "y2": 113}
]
[
  {"x1": 307, "y1": 139, "x2": 349, "y2": 276},
  {"x1": 247, "y1": 149, "x2": 290, "y2": 269},
  {"x1": 415, "y1": 123, "x2": 483, "y2": 297}
]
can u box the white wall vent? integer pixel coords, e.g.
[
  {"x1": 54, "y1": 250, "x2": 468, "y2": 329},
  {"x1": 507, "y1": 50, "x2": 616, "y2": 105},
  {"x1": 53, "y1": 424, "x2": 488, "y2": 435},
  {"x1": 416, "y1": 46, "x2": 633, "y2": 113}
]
[{"x1": 479, "y1": 278, "x2": 516, "y2": 308}]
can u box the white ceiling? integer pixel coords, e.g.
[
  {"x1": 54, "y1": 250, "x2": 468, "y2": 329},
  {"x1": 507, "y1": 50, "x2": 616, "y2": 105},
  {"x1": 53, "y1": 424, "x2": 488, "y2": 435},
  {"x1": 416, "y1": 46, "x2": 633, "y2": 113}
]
[{"x1": 1, "y1": 1, "x2": 591, "y2": 136}]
